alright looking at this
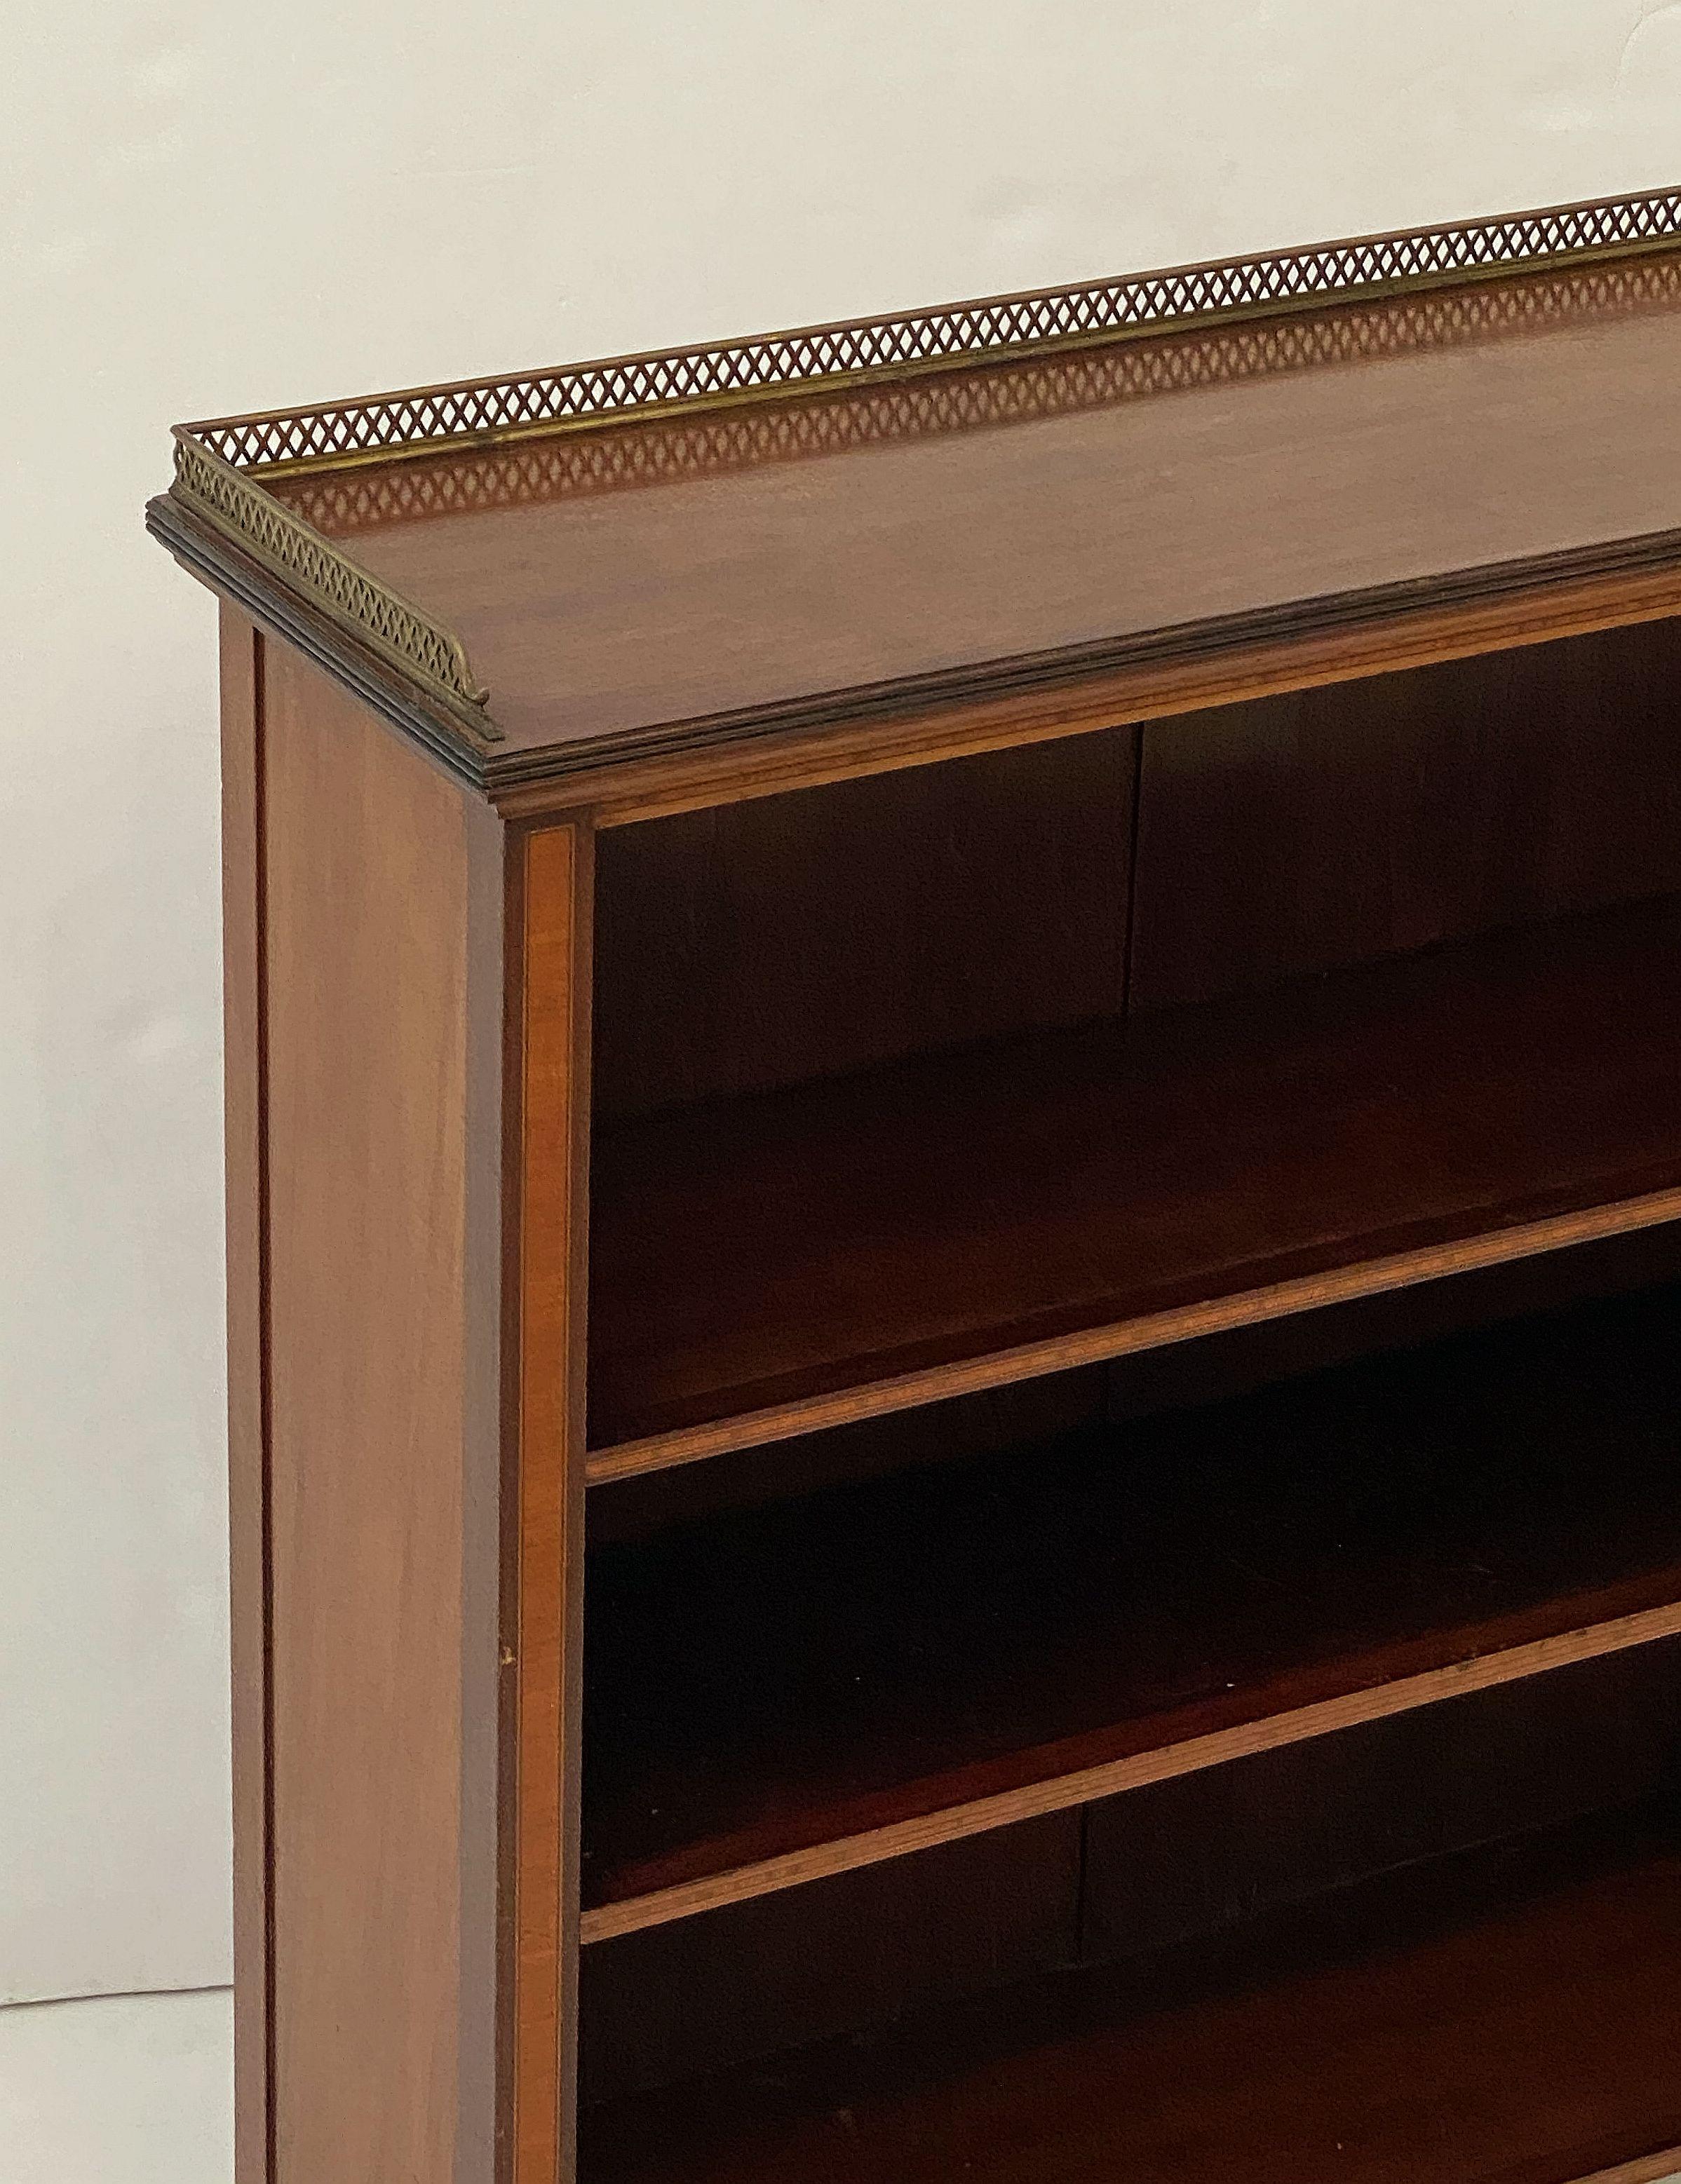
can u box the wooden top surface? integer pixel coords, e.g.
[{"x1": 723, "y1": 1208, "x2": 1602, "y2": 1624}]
[{"x1": 275, "y1": 251, "x2": 1681, "y2": 766}]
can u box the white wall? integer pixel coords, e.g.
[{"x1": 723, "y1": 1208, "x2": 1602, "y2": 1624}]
[{"x1": 4, "y1": 0, "x2": 1677, "y2": 2010}]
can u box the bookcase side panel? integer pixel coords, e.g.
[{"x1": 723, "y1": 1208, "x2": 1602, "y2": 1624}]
[
  {"x1": 258, "y1": 645, "x2": 506, "y2": 2184},
  {"x1": 219, "y1": 605, "x2": 269, "y2": 2184}
]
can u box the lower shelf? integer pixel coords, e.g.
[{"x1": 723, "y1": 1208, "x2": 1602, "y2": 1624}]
[
  {"x1": 583, "y1": 1279, "x2": 1681, "y2": 1932},
  {"x1": 580, "y1": 1806, "x2": 1681, "y2": 2184}
]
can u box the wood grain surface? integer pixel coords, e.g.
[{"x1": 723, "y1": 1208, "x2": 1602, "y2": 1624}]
[
  {"x1": 512, "y1": 551, "x2": 1681, "y2": 827},
  {"x1": 259, "y1": 649, "x2": 505, "y2": 2183},
  {"x1": 593, "y1": 731, "x2": 1133, "y2": 1116},
  {"x1": 290, "y1": 259, "x2": 1681, "y2": 767},
  {"x1": 1130, "y1": 620, "x2": 1681, "y2": 1011}
]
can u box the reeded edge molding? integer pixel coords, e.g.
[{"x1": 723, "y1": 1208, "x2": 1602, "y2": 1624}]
[
  {"x1": 151, "y1": 184, "x2": 1681, "y2": 778},
  {"x1": 487, "y1": 527, "x2": 1681, "y2": 796},
  {"x1": 146, "y1": 491, "x2": 494, "y2": 789},
  {"x1": 149, "y1": 489, "x2": 1681, "y2": 808}
]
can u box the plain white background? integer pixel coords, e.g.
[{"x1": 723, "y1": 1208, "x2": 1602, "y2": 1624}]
[{"x1": 4, "y1": 0, "x2": 1680, "y2": 2021}]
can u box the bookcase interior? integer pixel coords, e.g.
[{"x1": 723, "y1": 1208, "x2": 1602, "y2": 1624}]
[
  {"x1": 580, "y1": 613, "x2": 1681, "y2": 2182},
  {"x1": 584, "y1": 1263, "x2": 1681, "y2": 1911},
  {"x1": 588, "y1": 616, "x2": 1681, "y2": 1456}
]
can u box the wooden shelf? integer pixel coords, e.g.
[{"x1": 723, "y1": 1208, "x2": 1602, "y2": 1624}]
[
  {"x1": 580, "y1": 1808, "x2": 1681, "y2": 2184},
  {"x1": 582, "y1": 1280, "x2": 1681, "y2": 1935},
  {"x1": 588, "y1": 892, "x2": 1681, "y2": 1465}
]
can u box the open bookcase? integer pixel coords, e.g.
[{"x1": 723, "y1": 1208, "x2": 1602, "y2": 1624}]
[{"x1": 150, "y1": 185, "x2": 1681, "y2": 2183}]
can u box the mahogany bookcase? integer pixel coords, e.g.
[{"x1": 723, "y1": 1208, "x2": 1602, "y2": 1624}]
[{"x1": 151, "y1": 185, "x2": 1681, "y2": 2184}]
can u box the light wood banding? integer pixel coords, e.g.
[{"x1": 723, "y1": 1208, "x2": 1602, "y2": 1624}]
[{"x1": 508, "y1": 825, "x2": 593, "y2": 2184}]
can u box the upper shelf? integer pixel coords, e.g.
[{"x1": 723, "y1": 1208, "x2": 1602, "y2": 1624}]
[
  {"x1": 586, "y1": 890, "x2": 1681, "y2": 1466},
  {"x1": 147, "y1": 188, "x2": 1681, "y2": 799}
]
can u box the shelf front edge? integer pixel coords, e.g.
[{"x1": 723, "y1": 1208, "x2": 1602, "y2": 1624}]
[
  {"x1": 546, "y1": 538, "x2": 1681, "y2": 824},
  {"x1": 579, "y1": 1590, "x2": 1681, "y2": 1943},
  {"x1": 586, "y1": 1182, "x2": 1681, "y2": 1483},
  {"x1": 1574, "y1": 2152, "x2": 1681, "y2": 2184},
  {"x1": 152, "y1": 487, "x2": 1681, "y2": 814}
]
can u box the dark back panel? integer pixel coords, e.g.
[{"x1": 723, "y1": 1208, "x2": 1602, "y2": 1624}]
[
  {"x1": 593, "y1": 729, "x2": 1133, "y2": 1117},
  {"x1": 1129, "y1": 617, "x2": 1681, "y2": 1012}
]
